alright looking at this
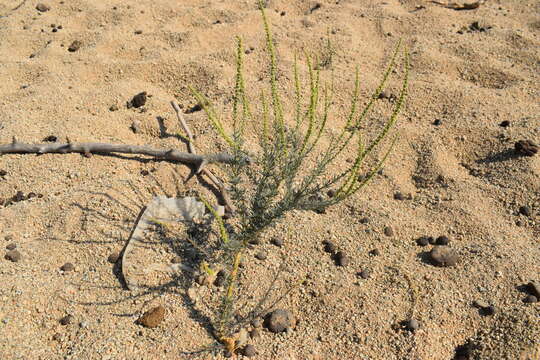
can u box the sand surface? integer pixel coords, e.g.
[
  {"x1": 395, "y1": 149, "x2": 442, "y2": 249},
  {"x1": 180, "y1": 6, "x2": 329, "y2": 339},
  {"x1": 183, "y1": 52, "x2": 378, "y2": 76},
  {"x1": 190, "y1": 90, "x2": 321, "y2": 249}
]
[{"x1": 1, "y1": 0, "x2": 539, "y2": 359}]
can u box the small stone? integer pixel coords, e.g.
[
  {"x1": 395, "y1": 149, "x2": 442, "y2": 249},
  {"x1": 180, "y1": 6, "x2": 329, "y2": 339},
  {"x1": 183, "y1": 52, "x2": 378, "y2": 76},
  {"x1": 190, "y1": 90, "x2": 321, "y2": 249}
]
[
  {"x1": 394, "y1": 192, "x2": 405, "y2": 200},
  {"x1": 334, "y1": 251, "x2": 349, "y2": 267},
  {"x1": 138, "y1": 306, "x2": 165, "y2": 328},
  {"x1": 134, "y1": 29, "x2": 143, "y2": 34},
  {"x1": 405, "y1": 319, "x2": 419, "y2": 332},
  {"x1": 43, "y1": 135, "x2": 58, "y2": 142},
  {"x1": 430, "y1": 246, "x2": 458, "y2": 267},
  {"x1": 359, "y1": 217, "x2": 370, "y2": 224},
  {"x1": 107, "y1": 251, "x2": 120, "y2": 264},
  {"x1": 523, "y1": 295, "x2": 538, "y2": 303},
  {"x1": 357, "y1": 269, "x2": 370, "y2": 279},
  {"x1": 130, "y1": 92, "x2": 147, "y2": 108},
  {"x1": 5, "y1": 250, "x2": 21, "y2": 262},
  {"x1": 52, "y1": 333, "x2": 62, "y2": 341},
  {"x1": 369, "y1": 249, "x2": 380, "y2": 256},
  {"x1": 514, "y1": 140, "x2": 538, "y2": 157},
  {"x1": 248, "y1": 237, "x2": 261, "y2": 245},
  {"x1": 0, "y1": 170, "x2": 7, "y2": 177},
  {"x1": 6, "y1": 243, "x2": 17, "y2": 250},
  {"x1": 378, "y1": 91, "x2": 390, "y2": 99},
  {"x1": 428, "y1": 236, "x2": 437, "y2": 245},
  {"x1": 481, "y1": 305, "x2": 496, "y2": 316},
  {"x1": 140, "y1": 169, "x2": 150, "y2": 176},
  {"x1": 255, "y1": 251, "x2": 267, "y2": 260},
  {"x1": 271, "y1": 237, "x2": 283, "y2": 247},
  {"x1": 327, "y1": 189, "x2": 336, "y2": 198},
  {"x1": 36, "y1": 3, "x2": 50, "y2": 12},
  {"x1": 60, "y1": 262, "x2": 75, "y2": 272},
  {"x1": 241, "y1": 344, "x2": 257, "y2": 357},
  {"x1": 435, "y1": 235, "x2": 450, "y2": 245},
  {"x1": 249, "y1": 328, "x2": 260, "y2": 339},
  {"x1": 264, "y1": 309, "x2": 295, "y2": 333},
  {"x1": 499, "y1": 120, "x2": 510, "y2": 127},
  {"x1": 527, "y1": 281, "x2": 540, "y2": 298},
  {"x1": 518, "y1": 206, "x2": 531, "y2": 217},
  {"x1": 384, "y1": 226, "x2": 394, "y2": 237},
  {"x1": 433, "y1": 119, "x2": 442, "y2": 126},
  {"x1": 322, "y1": 240, "x2": 336, "y2": 254},
  {"x1": 59, "y1": 315, "x2": 73, "y2": 325},
  {"x1": 416, "y1": 236, "x2": 430, "y2": 246},
  {"x1": 214, "y1": 270, "x2": 227, "y2": 287},
  {"x1": 130, "y1": 120, "x2": 141, "y2": 134},
  {"x1": 109, "y1": 104, "x2": 119, "y2": 112},
  {"x1": 14, "y1": 191, "x2": 25, "y2": 202},
  {"x1": 68, "y1": 40, "x2": 82, "y2": 52}
]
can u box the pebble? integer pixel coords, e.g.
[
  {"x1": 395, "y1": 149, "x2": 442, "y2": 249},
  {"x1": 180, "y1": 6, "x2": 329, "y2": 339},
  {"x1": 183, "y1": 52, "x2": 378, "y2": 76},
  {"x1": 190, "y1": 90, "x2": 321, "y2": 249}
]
[
  {"x1": 416, "y1": 236, "x2": 430, "y2": 246},
  {"x1": 429, "y1": 246, "x2": 458, "y2": 267},
  {"x1": 384, "y1": 226, "x2": 394, "y2": 237},
  {"x1": 130, "y1": 120, "x2": 141, "y2": 134},
  {"x1": 60, "y1": 262, "x2": 75, "y2": 272},
  {"x1": 6, "y1": 243, "x2": 17, "y2": 250},
  {"x1": 68, "y1": 40, "x2": 82, "y2": 52},
  {"x1": 214, "y1": 270, "x2": 227, "y2": 287},
  {"x1": 249, "y1": 328, "x2": 260, "y2": 338},
  {"x1": 241, "y1": 344, "x2": 256, "y2": 357},
  {"x1": 107, "y1": 251, "x2": 120, "y2": 264},
  {"x1": 264, "y1": 309, "x2": 295, "y2": 333},
  {"x1": 359, "y1": 217, "x2": 370, "y2": 224},
  {"x1": 499, "y1": 120, "x2": 510, "y2": 127},
  {"x1": 52, "y1": 333, "x2": 62, "y2": 341},
  {"x1": 109, "y1": 104, "x2": 119, "y2": 112},
  {"x1": 59, "y1": 315, "x2": 73, "y2": 325},
  {"x1": 394, "y1": 192, "x2": 405, "y2": 200},
  {"x1": 527, "y1": 281, "x2": 540, "y2": 297},
  {"x1": 357, "y1": 269, "x2": 370, "y2": 279},
  {"x1": 334, "y1": 251, "x2": 349, "y2": 267},
  {"x1": 130, "y1": 92, "x2": 147, "y2": 108},
  {"x1": 514, "y1": 140, "x2": 538, "y2": 156},
  {"x1": 405, "y1": 319, "x2": 419, "y2": 332},
  {"x1": 518, "y1": 206, "x2": 531, "y2": 217},
  {"x1": 5, "y1": 250, "x2": 22, "y2": 262},
  {"x1": 481, "y1": 305, "x2": 496, "y2": 316},
  {"x1": 0, "y1": 169, "x2": 7, "y2": 177},
  {"x1": 433, "y1": 119, "x2": 442, "y2": 126},
  {"x1": 138, "y1": 306, "x2": 165, "y2": 328},
  {"x1": 248, "y1": 237, "x2": 261, "y2": 245},
  {"x1": 43, "y1": 135, "x2": 58, "y2": 142},
  {"x1": 435, "y1": 235, "x2": 450, "y2": 245},
  {"x1": 369, "y1": 249, "x2": 380, "y2": 256},
  {"x1": 271, "y1": 237, "x2": 283, "y2": 247},
  {"x1": 322, "y1": 240, "x2": 336, "y2": 254},
  {"x1": 134, "y1": 29, "x2": 143, "y2": 34},
  {"x1": 326, "y1": 189, "x2": 336, "y2": 198},
  {"x1": 523, "y1": 295, "x2": 538, "y2": 303},
  {"x1": 36, "y1": 3, "x2": 50, "y2": 12},
  {"x1": 255, "y1": 251, "x2": 267, "y2": 260},
  {"x1": 378, "y1": 91, "x2": 391, "y2": 99}
]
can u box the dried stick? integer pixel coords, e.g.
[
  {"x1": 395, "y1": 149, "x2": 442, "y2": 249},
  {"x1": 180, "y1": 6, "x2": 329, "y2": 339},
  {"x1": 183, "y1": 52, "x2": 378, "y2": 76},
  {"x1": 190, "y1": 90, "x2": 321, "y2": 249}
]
[
  {"x1": 0, "y1": 140, "x2": 235, "y2": 166},
  {"x1": 170, "y1": 101, "x2": 235, "y2": 215}
]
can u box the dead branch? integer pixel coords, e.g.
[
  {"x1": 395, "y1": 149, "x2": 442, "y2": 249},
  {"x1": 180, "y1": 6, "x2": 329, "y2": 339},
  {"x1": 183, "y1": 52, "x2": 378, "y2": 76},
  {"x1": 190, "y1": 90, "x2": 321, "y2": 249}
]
[
  {"x1": 171, "y1": 101, "x2": 235, "y2": 216},
  {"x1": 0, "y1": 141, "x2": 235, "y2": 165}
]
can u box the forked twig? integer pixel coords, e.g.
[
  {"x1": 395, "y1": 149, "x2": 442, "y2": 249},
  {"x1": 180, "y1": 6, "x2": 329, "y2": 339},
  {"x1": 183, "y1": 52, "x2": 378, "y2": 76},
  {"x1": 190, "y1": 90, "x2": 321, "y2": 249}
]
[{"x1": 171, "y1": 101, "x2": 235, "y2": 215}]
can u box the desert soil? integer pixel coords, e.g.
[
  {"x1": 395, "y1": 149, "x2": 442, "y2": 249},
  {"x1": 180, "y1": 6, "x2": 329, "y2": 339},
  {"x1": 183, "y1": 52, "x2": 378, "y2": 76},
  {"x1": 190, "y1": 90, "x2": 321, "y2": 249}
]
[{"x1": 0, "y1": 0, "x2": 539, "y2": 359}]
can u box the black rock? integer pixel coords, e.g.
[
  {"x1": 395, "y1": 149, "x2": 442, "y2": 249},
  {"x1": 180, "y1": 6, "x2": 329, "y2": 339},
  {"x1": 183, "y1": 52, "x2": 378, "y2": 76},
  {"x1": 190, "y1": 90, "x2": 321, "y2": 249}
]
[
  {"x1": 436, "y1": 235, "x2": 450, "y2": 245},
  {"x1": 523, "y1": 295, "x2": 538, "y2": 304},
  {"x1": 130, "y1": 92, "x2": 147, "y2": 108},
  {"x1": 499, "y1": 120, "x2": 510, "y2": 127},
  {"x1": 271, "y1": 237, "x2": 283, "y2": 247},
  {"x1": 60, "y1": 262, "x2": 75, "y2": 272},
  {"x1": 416, "y1": 236, "x2": 430, "y2": 246},
  {"x1": 241, "y1": 344, "x2": 256, "y2": 357},
  {"x1": 334, "y1": 251, "x2": 349, "y2": 267},
  {"x1": 518, "y1": 206, "x2": 531, "y2": 217},
  {"x1": 43, "y1": 135, "x2": 58, "y2": 142},
  {"x1": 68, "y1": 40, "x2": 82, "y2": 52},
  {"x1": 214, "y1": 270, "x2": 227, "y2": 287},
  {"x1": 515, "y1": 140, "x2": 538, "y2": 157},
  {"x1": 59, "y1": 315, "x2": 74, "y2": 325},
  {"x1": 394, "y1": 192, "x2": 405, "y2": 200},
  {"x1": 384, "y1": 226, "x2": 394, "y2": 237},
  {"x1": 322, "y1": 240, "x2": 336, "y2": 254}
]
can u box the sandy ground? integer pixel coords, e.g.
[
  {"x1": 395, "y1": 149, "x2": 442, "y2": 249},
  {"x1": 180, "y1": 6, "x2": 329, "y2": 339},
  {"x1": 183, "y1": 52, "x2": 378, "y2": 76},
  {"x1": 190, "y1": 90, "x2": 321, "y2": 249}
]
[{"x1": 1, "y1": 0, "x2": 539, "y2": 359}]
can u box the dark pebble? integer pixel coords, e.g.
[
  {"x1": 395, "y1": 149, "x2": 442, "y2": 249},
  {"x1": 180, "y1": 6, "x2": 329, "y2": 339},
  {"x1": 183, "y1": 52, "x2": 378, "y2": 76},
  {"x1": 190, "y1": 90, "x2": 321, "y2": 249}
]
[
  {"x1": 43, "y1": 135, "x2": 58, "y2": 142},
  {"x1": 327, "y1": 189, "x2": 336, "y2": 198},
  {"x1": 359, "y1": 217, "x2": 370, "y2": 224},
  {"x1": 271, "y1": 237, "x2": 283, "y2": 247},
  {"x1": 14, "y1": 191, "x2": 25, "y2": 202},
  {"x1": 214, "y1": 270, "x2": 227, "y2": 287},
  {"x1": 68, "y1": 40, "x2": 82, "y2": 52},
  {"x1": 428, "y1": 236, "x2": 437, "y2": 245},
  {"x1": 60, "y1": 262, "x2": 75, "y2": 272},
  {"x1": 0, "y1": 170, "x2": 7, "y2": 177},
  {"x1": 52, "y1": 28, "x2": 57, "y2": 32},
  {"x1": 369, "y1": 249, "x2": 380, "y2": 256},
  {"x1": 322, "y1": 240, "x2": 336, "y2": 254},
  {"x1": 357, "y1": 269, "x2": 370, "y2": 279},
  {"x1": 264, "y1": 309, "x2": 295, "y2": 333},
  {"x1": 523, "y1": 295, "x2": 538, "y2": 303},
  {"x1": 109, "y1": 104, "x2": 119, "y2": 112},
  {"x1": 241, "y1": 344, "x2": 256, "y2": 357},
  {"x1": 527, "y1": 281, "x2": 540, "y2": 298},
  {"x1": 59, "y1": 315, "x2": 74, "y2": 325},
  {"x1": 514, "y1": 140, "x2": 538, "y2": 157},
  {"x1": 52, "y1": 333, "x2": 62, "y2": 341},
  {"x1": 131, "y1": 92, "x2": 147, "y2": 108},
  {"x1": 499, "y1": 120, "x2": 510, "y2": 127},
  {"x1": 405, "y1": 319, "x2": 419, "y2": 332},
  {"x1": 416, "y1": 236, "x2": 430, "y2": 246},
  {"x1": 140, "y1": 169, "x2": 149, "y2": 176},
  {"x1": 394, "y1": 192, "x2": 405, "y2": 200},
  {"x1": 6, "y1": 243, "x2": 17, "y2": 250},
  {"x1": 384, "y1": 226, "x2": 394, "y2": 237},
  {"x1": 134, "y1": 29, "x2": 143, "y2": 34},
  {"x1": 249, "y1": 328, "x2": 260, "y2": 339},
  {"x1": 5, "y1": 250, "x2": 22, "y2": 262},
  {"x1": 378, "y1": 91, "x2": 390, "y2": 99},
  {"x1": 107, "y1": 251, "x2": 120, "y2": 264},
  {"x1": 518, "y1": 206, "x2": 531, "y2": 217},
  {"x1": 433, "y1": 119, "x2": 442, "y2": 126},
  {"x1": 334, "y1": 251, "x2": 349, "y2": 267},
  {"x1": 36, "y1": 3, "x2": 50, "y2": 12},
  {"x1": 255, "y1": 251, "x2": 267, "y2": 260},
  {"x1": 436, "y1": 235, "x2": 450, "y2": 245},
  {"x1": 480, "y1": 305, "x2": 496, "y2": 316},
  {"x1": 248, "y1": 237, "x2": 261, "y2": 245},
  {"x1": 429, "y1": 246, "x2": 458, "y2": 267}
]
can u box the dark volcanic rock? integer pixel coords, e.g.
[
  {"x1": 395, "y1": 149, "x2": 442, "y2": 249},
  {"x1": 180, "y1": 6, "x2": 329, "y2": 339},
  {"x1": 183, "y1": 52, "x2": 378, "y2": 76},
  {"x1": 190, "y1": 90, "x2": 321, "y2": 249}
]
[
  {"x1": 264, "y1": 309, "x2": 295, "y2": 333},
  {"x1": 515, "y1": 140, "x2": 538, "y2": 156}
]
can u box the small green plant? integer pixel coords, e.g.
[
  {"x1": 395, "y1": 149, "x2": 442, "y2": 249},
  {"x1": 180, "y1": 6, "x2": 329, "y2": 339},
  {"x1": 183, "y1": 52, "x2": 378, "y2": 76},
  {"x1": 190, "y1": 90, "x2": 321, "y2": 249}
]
[{"x1": 190, "y1": 0, "x2": 408, "y2": 354}]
